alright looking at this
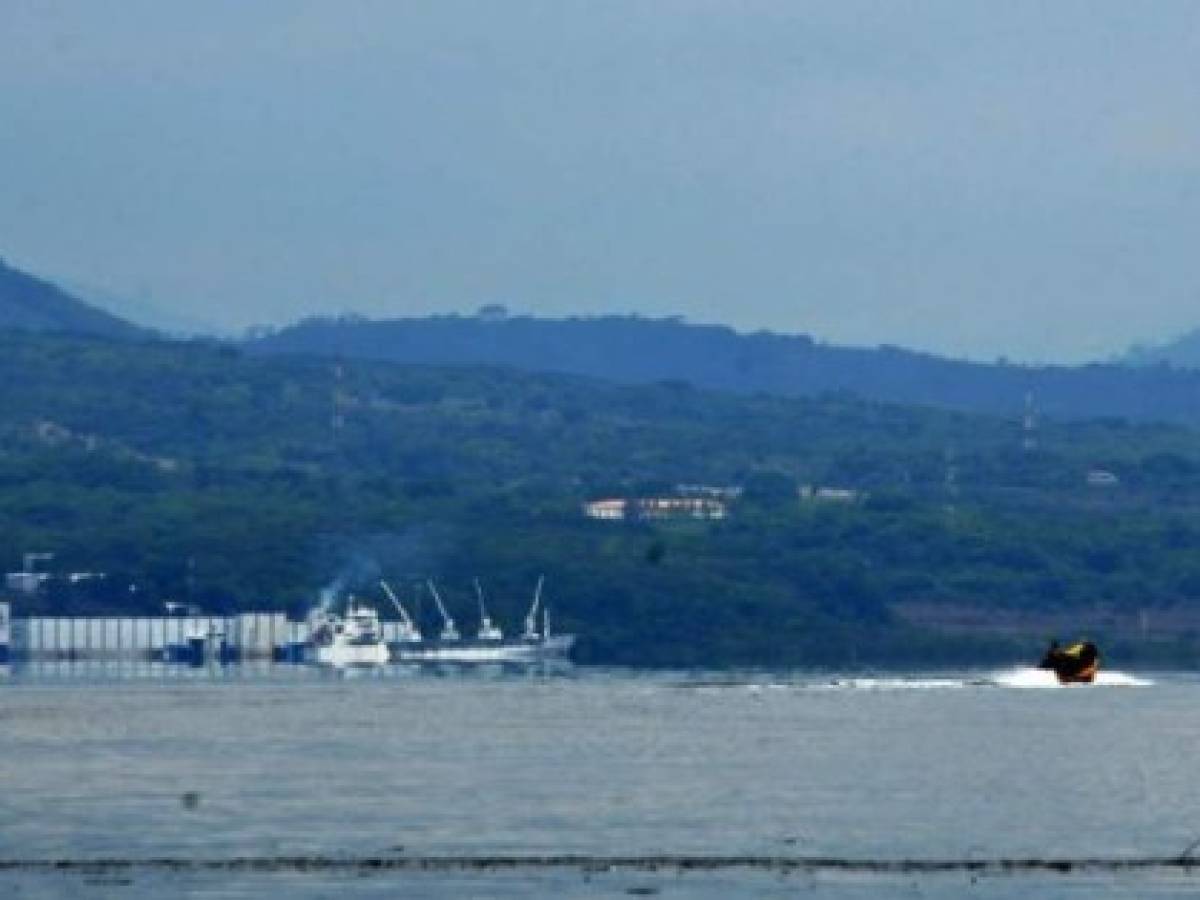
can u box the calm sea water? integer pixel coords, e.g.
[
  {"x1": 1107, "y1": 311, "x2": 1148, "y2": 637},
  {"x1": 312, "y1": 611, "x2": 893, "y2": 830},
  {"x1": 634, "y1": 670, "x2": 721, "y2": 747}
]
[{"x1": 3, "y1": 662, "x2": 1200, "y2": 897}]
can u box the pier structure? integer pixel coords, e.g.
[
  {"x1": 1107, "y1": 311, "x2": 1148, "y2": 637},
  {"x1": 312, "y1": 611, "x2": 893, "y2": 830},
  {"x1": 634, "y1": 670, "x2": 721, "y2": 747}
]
[
  {"x1": 0, "y1": 602, "x2": 10, "y2": 664},
  {"x1": 2, "y1": 608, "x2": 460, "y2": 664},
  {"x1": 9, "y1": 611, "x2": 291, "y2": 662}
]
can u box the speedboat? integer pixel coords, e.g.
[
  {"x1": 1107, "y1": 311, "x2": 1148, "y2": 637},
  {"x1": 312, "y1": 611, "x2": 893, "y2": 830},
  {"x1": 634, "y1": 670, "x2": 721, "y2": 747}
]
[{"x1": 1037, "y1": 639, "x2": 1099, "y2": 684}]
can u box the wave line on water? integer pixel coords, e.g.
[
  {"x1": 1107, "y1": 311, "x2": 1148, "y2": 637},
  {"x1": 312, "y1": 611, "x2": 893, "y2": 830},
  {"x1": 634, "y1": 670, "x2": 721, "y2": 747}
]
[
  {"x1": 788, "y1": 668, "x2": 1154, "y2": 691},
  {"x1": 818, "y1": 677, "x2": 974, "y2": 691},
  {"x1": 674, "y1": 668, "x2": 1159, "y2": 693},
  {"x1": 2, "y1": 854, "x2": 1199, "y2": 877}
]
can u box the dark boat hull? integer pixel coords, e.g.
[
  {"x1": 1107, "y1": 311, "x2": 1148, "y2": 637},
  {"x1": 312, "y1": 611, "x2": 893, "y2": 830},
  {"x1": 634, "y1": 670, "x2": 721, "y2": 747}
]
[{"x1": 1038, "y1": 641, "x2": 1099, "y2": 684}]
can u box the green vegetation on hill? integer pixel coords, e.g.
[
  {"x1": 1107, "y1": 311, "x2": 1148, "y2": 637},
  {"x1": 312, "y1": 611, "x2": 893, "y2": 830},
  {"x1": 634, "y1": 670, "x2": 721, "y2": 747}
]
[
  {"x1": 4, "y1": 332, "x2": 1200, "y2": 665},
  {"x1": 251, "y1": 312, "x2": 1200, "y2": 425}
]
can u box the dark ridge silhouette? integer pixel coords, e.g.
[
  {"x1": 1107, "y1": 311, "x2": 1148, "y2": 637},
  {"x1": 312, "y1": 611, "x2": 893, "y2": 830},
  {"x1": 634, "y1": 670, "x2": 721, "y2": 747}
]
[
  {"x1": 249, "y1": 313, "x2": 1200, "y2": 424},
  {"x1": 0, "y1": 257, "x2": 146, "y2": 339},
  {"x1": 1124, "y1": 329, "x2": 1200, "y2": 370}
]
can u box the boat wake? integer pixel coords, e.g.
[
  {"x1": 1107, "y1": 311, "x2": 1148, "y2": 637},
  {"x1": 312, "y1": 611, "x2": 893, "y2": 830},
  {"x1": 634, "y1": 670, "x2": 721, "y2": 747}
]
[
  {"x1": 678, "y1": 668, "x2": 1156, "y2": 694},
  {"x1": 814, "y1": 668, "x2": 1154, "y2": 691},
  {"x1": 817, "y1": 677, "x2": 973, "y2": 691},
  {"x1": 987, "y1": 666, "x2": 1153, "y2": 689}
]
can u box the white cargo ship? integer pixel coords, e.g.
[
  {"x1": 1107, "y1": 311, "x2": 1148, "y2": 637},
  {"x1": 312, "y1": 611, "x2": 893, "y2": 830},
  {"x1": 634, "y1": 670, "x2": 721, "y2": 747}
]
[{"x1": 381, "y1": 576, "x2": 575, "y2": 663}]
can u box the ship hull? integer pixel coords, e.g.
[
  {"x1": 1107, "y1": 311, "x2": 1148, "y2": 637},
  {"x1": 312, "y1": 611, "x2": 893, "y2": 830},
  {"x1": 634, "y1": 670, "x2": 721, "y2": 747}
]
[
  {"x1": 1052, "y1": 662, "x2": 1098, "y2": 685},
  {"x1": 390, "y1": 634, "x2": 575, "y2": 663},
  {"x1": 1038, "y1": 640, "x2": 1100, "y2": 685},
  {"x1": 312, "y1": 642, "x2": 390, "y2": 667}
]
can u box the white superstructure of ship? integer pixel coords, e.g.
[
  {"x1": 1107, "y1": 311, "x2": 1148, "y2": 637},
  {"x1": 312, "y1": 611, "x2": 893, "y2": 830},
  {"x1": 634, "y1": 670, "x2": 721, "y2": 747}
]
[
  {"x1": 308, "y1": 597, "x2": 390, "y2": 667},
  {"x1": 380, "y1": 576, "x2": 575, "y2": 663}
]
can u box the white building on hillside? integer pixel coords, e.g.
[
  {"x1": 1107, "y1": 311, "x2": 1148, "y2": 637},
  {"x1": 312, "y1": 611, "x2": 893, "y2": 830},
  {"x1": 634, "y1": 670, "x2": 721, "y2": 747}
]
[
  {"x1": 799, "y1": 485, "x2": 861, "y2": 503},
  {"x1": 583, "y1": 499, "x2": 628, "y2": 520},
  {"x1": 583, "y1": 496, "x2": 728, "y2": 521}
]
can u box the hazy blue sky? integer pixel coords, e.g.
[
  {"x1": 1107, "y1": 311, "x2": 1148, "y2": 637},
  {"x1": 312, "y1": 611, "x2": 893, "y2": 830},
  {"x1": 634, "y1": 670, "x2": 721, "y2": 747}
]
[{"x1": 2, "y1": 1, "x2": 1198, "y2": 360}]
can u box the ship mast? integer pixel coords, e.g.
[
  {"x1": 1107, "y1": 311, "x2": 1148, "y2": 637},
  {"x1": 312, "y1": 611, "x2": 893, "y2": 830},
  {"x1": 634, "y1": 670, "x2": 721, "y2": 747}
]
[{"x1": 426, "y1": 579, "x2": 460, "y2": 641}]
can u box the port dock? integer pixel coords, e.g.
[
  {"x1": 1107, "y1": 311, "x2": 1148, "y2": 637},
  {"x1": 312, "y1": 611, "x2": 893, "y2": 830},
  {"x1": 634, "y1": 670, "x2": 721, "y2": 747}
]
[
  {"x1": 1, "y1": 609, "x2": 483, "y2": 665},
  {"x1": 0, "y1": 602, "x2": 10, "y2": 665},
  {"x1": 0, "y1": 606, "x2": 571, "y2": 666}
]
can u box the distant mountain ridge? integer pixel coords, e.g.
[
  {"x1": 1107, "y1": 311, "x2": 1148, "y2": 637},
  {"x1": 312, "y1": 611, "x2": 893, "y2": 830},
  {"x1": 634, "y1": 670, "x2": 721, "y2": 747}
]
[
  {"x1": 0, "y1": 257, "x2": 146, "y2": 339},
  {"x1": 249, "y1": 313, "x2": 1200, "y2": 424},
  {"x1": 1123, "y1": 330, "x2": 1200, "y2": 369},
  {"x1": 8, "y1": 250, "x2": 1200, "y2": 425}
]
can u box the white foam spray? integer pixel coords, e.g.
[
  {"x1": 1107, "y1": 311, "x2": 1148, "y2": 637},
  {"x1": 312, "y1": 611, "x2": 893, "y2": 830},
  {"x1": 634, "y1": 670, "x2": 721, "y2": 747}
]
[{"x1": 989, "y1": 666, "x2": 1153, "y2": 689}]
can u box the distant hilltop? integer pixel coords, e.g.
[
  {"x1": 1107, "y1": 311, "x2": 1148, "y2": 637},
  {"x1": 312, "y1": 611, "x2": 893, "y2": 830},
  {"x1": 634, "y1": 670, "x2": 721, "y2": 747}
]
[
  {"x1": 1123, "y1": 329, "x2": 1200, "y2": 370},
  {"x1": 247, "y1": 310, "x2": 1200, "y2": 425},
  {"x1": 0, "y1": 257, "x2": 146, "y2": 340},
  {"x1": 8, "y1": 251, "x2": 1200, "y2": 425}
]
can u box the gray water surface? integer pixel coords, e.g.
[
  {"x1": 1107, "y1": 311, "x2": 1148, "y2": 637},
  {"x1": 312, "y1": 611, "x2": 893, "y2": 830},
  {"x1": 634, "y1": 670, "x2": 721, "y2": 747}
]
[{"x1": 2, "y1": 664, "x2": 1199, "y2": 897}]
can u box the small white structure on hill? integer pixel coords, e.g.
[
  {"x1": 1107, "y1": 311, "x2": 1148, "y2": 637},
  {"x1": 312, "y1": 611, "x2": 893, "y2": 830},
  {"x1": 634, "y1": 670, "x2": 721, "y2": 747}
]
[
  {"x1": 583, "y1": 499, "x2": 628, "y2": 520},
  {"x1": 799, "y1": 485, "x2": 861, "y2": 503},
  {"x1": 583, "y1": 496, "x2": 728, "y2": 521},
  {"x1": 5, "y1": 552, "x2": 55, "y2": 595},
  {"x1": 636, "y1": 497, "x2": 727, "y2": 520},
  {"x1": 674, "y1": 484, "x2": 743, "y2": 501},
  {"x1": 1086, "y1": 469, "x2": 1120, "y2": 488}
]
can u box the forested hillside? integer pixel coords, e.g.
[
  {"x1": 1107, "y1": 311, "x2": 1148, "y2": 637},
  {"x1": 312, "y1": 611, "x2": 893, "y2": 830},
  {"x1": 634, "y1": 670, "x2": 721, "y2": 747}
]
[
  {"x1": 5, "y1": 332, "x2": 1200, "y2": 664},
  {"x1": 250, "y1": 313, "x2": 1200, "y2": 425}
]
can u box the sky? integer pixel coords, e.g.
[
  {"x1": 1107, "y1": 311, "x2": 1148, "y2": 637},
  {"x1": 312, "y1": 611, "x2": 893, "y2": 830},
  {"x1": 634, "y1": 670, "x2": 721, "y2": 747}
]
[{"x1": 1, "y1": 1, "x2": 1198, "y2": 361}]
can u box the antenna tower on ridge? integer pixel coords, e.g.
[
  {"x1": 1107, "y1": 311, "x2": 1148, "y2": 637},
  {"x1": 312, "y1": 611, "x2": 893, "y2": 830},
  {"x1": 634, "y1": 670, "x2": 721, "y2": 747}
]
[
  {"x1": 1022, "y1": 391, "x2": 1038, "y2": 451},
  {"x1": 332, "y1": 362, "x2": 346, "y2": 434}
]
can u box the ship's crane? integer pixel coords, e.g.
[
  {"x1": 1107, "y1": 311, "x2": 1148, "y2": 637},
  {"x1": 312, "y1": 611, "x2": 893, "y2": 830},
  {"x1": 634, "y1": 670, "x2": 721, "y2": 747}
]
[
  {"x1": 23, "y1": 552, "x2": 54, "y2": 572},
  {"x1": 474, "y1": 578, "x2": 503, "y2": 642},
  {"x1": 379, "y1": 580, "x2": 422, "y2": 643},
  {"x1": 426, "y1": 579, "x2": 460, "y2": 641},
  {"x1": 523, "y1": 575, "x2": 545, "y2": 641}
]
